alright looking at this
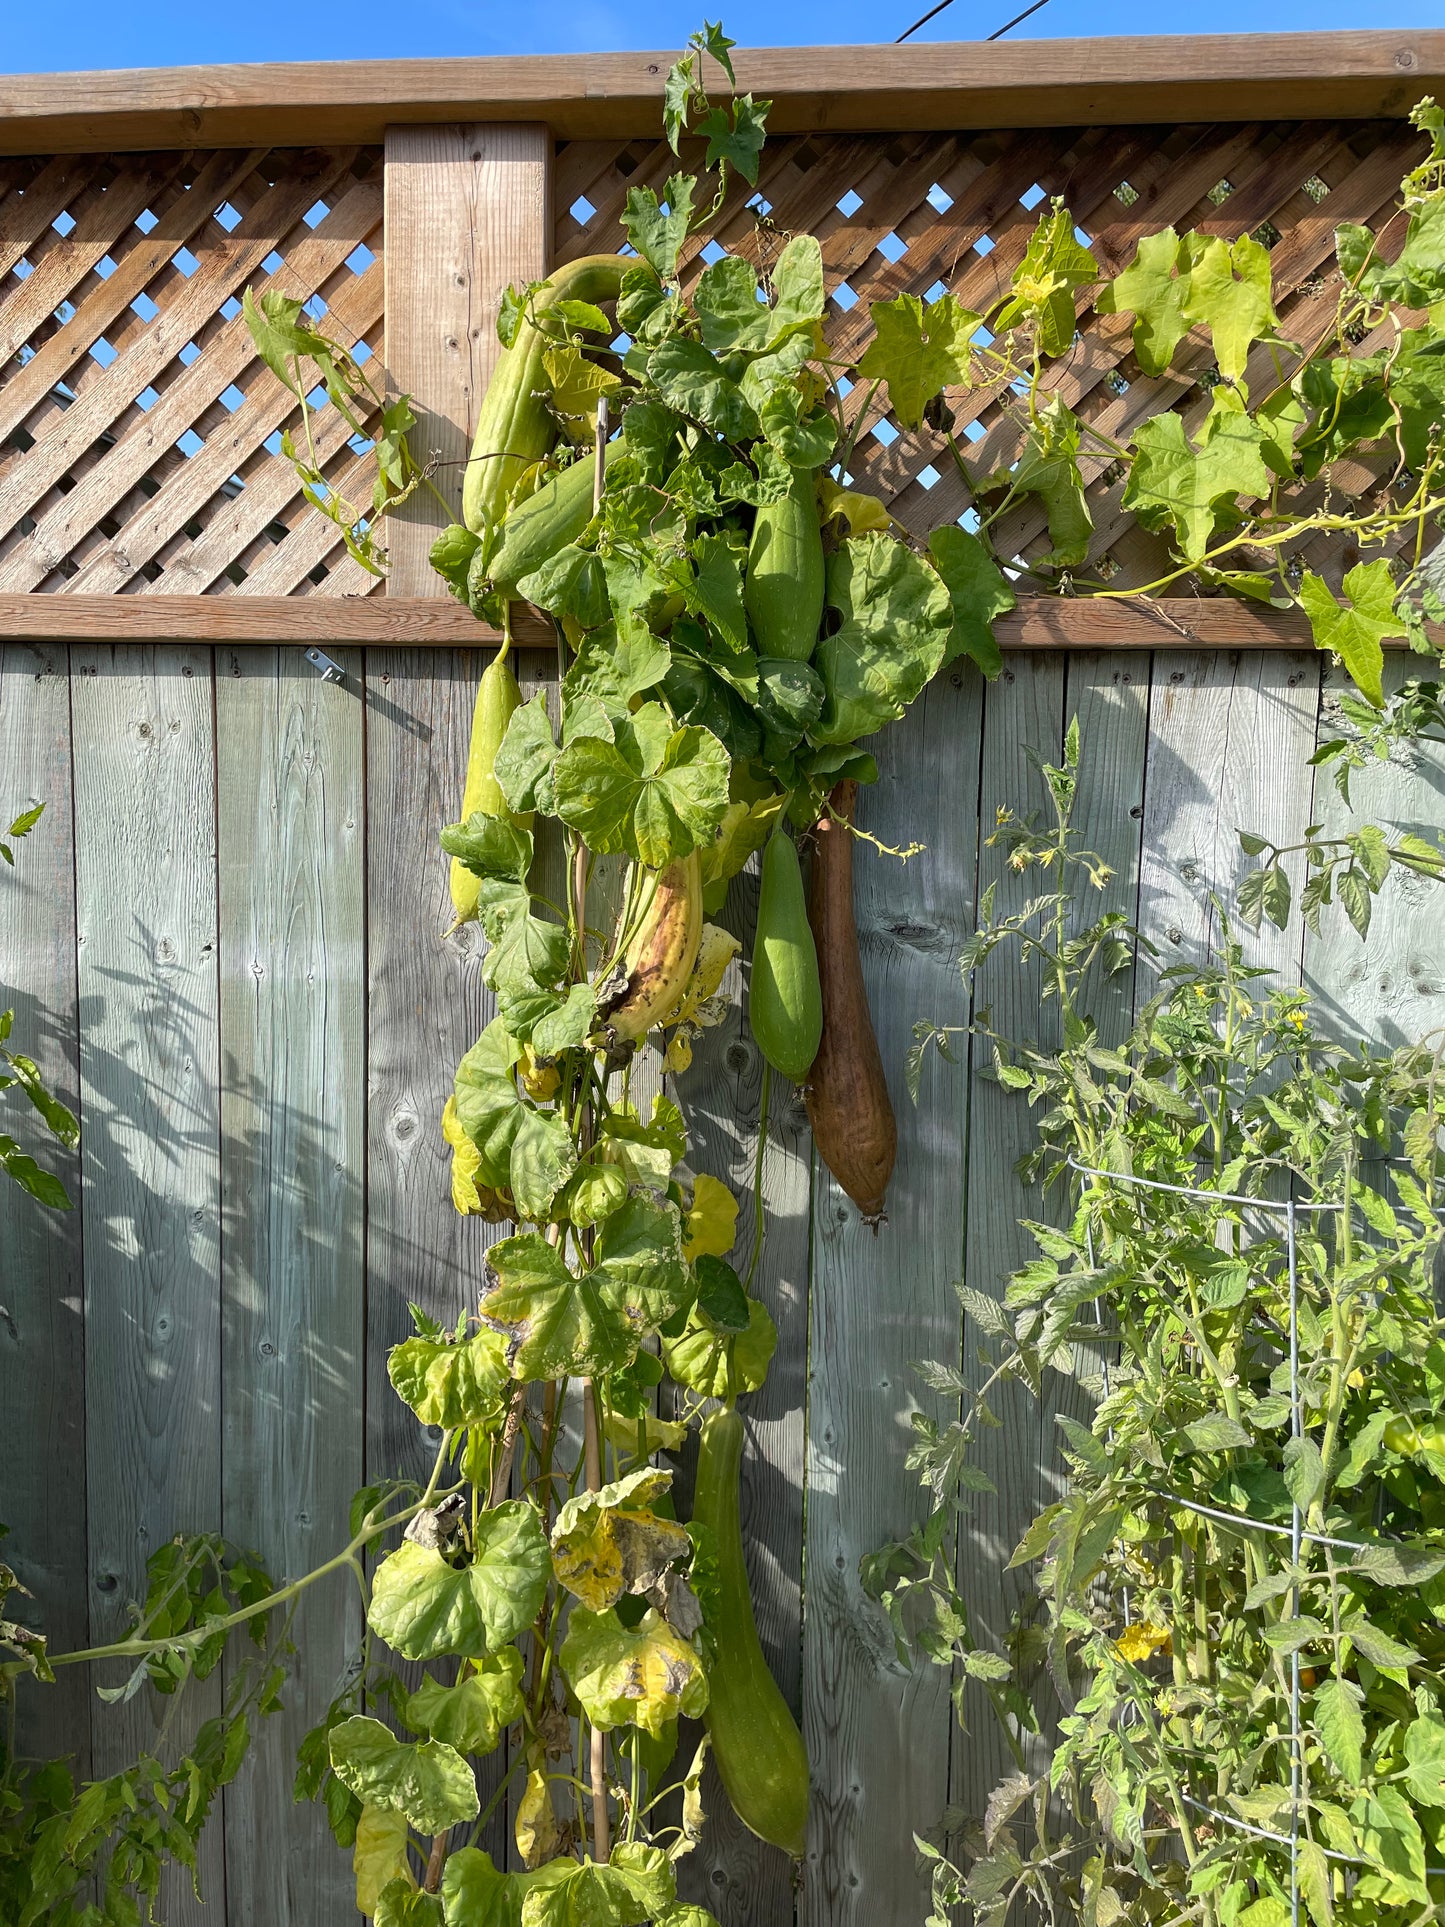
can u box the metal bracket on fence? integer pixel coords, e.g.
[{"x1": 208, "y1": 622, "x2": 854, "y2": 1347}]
[{"x1": 305, "y1": 646, "x2": 346, "y2": 683}]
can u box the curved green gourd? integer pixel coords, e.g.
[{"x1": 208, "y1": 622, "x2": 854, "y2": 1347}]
[
  {"x1": 692, "y1": 1405, "x2": 809, "y2": 1857},
  {"x1": 748, "y1": 830, "x2": 823, "y2": 1083},
  {"x1": 743, "y1": 463, "x2": 825, "y2": 662},
  {"x1": 462, "y1": 253, "x2": 629, "y2": 537}
]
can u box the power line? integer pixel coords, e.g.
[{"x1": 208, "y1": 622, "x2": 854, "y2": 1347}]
[{"x1": 896, "y1": 0, "x2": 1048, "y2": 46}]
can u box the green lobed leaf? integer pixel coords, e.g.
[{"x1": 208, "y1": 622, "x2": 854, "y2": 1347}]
[
  {"x1": 388, "y1": 1327, "x2": 511, "y2": 1429},
  {"x1": 623, "y1": 176, "x2": 696, "y2": 282},
  {"x1": 402, "y1": 1649, "x2": 525, "y2": 1757},
  {"x1": 697, "y1": 94, "x2": 770, "y2": 186},
  {"x1": 972, "y1": 394, "x2": 1091, "y2": 568},
  {"x1": 856, "y1": 292, "x2": 979, "y2": 431},
  {"x1": 1096, "y1": 228, "x2": 1189, "y2": 377},
  {"x1": 481, "y1": 1197, "x2": 693, "y2": 1381},
  {"x1": 647, "y1": 339, "x2": 760, "y2": 441},
  {"x1": 1297, "y1": 560, "x2": 1405, "y2": 710},
  {"x1": 367, "y1": 1504, "x2": 550, "y2": 1660},
  {"x1": 661, "y1": 1294, "x2": 777, "y2": 1399},
  {"x1": 927, "y1": 526, "x2": 1012, "y2": 676},
  {"x1": 993, "y1": 203, "x2": 1097, "y2": 357},
  {"x1": 552, "y1": 705, "x2": 731, "y2": 867},
  {"x1": 1123, "y1": 398, "x2": 1271, "y2": 562},
  {"x1": 328, "y1": 1716, "x2": 479, "y2": 1836},
  {"x1": 494, "y1": 693, "x2": 559, "y2": 816},
  {"x1": 1179, "y1": 232, "x2": 1278, "y2": 385},
  {"x1": 810, "y1": 535, "x2": 953, "y2": 745}
]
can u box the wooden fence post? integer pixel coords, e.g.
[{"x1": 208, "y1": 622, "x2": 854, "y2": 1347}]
[{"x1": 382, "y1": 123, "x2": 551, "y2": 592}]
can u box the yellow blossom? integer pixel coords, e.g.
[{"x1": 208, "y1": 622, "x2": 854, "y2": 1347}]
[
  {"x1": 684, "y1": 1172, "x2": 739, "y2": 1261},
  {"x1": 520, "y1": 1045, "x2": 561, "y2": 1101},
  {"x1": 1116, "y1": 1620, "x2": 1172, "y2": 1664}
]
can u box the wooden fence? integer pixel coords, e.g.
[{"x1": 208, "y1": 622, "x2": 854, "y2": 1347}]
[{"x1": 4, "y1": 31, "x2": 1445, "y2": 1926}]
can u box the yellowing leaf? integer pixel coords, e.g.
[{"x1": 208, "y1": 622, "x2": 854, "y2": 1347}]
[
  {"x1": 543, "y1": 343, "x2": 621, "y2": 426},
  {"x1": 559, "y1": 1606, "x2": 709, "y2": 1737},
  {"x1": 662, "y1": 1295, "x2": 777, "y2": 1400},
  {"x1": 551, "y1": 1466, "x2": 692, "y2": 1611},
  {"x1": 669, "y1": 926, "x2": 741, "y2": 1033},
  {"x1": 403, "y1": 1649, "x2": 525, "y2": 1757},
  {"x1": 603, "y1": 1409, "x2": 688, "y2": 1457},
  {"x1": 818, "y1": 476, "x2": 892, "y2": 535},
  {"x1": 515, "y1": 1766, "x2": 561, "y2": 1870},
  {"x1": 1180, "y1": 232, "x2": 1277, "y2": 387},
  {"x1": 354, "y1": 1805, "x2": 413, "y2": 1917},
  {"x1": 684, "y1": 1174, "x2": 739, "y2": 1261}
]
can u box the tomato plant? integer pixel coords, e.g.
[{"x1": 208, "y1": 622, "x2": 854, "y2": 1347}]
[{"x1": 883, "y1": 724, "x2": 1445, "y2": 1926}]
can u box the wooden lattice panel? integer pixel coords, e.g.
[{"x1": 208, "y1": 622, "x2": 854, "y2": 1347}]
[
  {"x1": 0, "y1": 145, "x2": 384, "y2": 598},
  {"x1": 557, "y1": 118, "x2": 1426, "y2": 592}
]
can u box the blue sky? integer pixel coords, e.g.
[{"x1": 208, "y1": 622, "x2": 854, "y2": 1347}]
[{"x1": 3, "y1": 0, "x2": 1438, "y2": 75}]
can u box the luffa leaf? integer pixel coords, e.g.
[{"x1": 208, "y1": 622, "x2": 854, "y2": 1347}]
[
  {"x1": 552, "y1": 703, "x2": 730, "y2": 867},
  {"x1": 388, "y1": 1327, "x2": 511, "y2": 1429},
  {"x1": 480, "y1": 1198, "x2": 692, "y2": 1380},
  {"x1": 560, "y1": 1607, "x2": 709, "y2": 1737},
  {"x1": 856, "y1": 291, "x2": 979, "y2": 430},
  {"x1": 927, "y1": 526, "x2": 1013, "y2": 676},
  {"x1": 1297, "y1": 559, "x2": 1405, "y2": 710},
  {"x1": 328, "y1": 1716, "x2": 479, "y2": 1835},
  {"x1": 551, "y1": 1467, "x2": 692, "y2": 1611},
  {"x1": 1095, "y1": 227, "x2": 1189, "y2": 377},
  {"x1": 367, "y1": 1504, "x2": 550, "y2": 1660},
  {"x1": 403, "y1": 1650, "x2": 525, "y2": 1757},
  {"x1": 1123, "y1": 401, "x2": 1270, "y2": 561},
  {"x1": 972, "y1": 395, "x2": 1091, "y2": 567},
  {"x1": 1180, "y1": 232, "x2": 1277, "y2": 386},
  {"x1": 661, "y1": 1294, "x2": 777, "y2": 1399},
  {"x1": 810, "y1": 534, "x2": 953, "y2": 745}
]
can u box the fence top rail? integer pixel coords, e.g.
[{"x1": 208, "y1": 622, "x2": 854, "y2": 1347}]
[{"x1": 0, "y1": 30, "x2": 1441, "y2": 153}]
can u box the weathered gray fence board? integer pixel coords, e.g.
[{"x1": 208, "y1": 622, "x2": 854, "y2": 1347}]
[
  {"x1": 802, "y1": 672, "x2": 980, "y2": 1927},
  {"x1": 1139, "y1": 650, "x2": 1321, "y2": 993},
  {"x1": 364, "y1": 648, "x2": 494, "y2": 1486},
  {"x1": 11, "y1": 639, "x2": 1445, "y2": 1926},
  {"x1": 955, "y1": 652, "x2": 1065, "y2": 1827},
  {"x1": 71, "y1": 642, "x2": 224, "y2": 1925},
  {"x1": 1305, "y1": 657, "x2": 1445, "y2": 1048},
  {"x1": 215, "y1": 645, "x2": 366, "y2": 1925},
  {"x1": 0, "y1": 641, "x2": 87, "y2": 1769}
]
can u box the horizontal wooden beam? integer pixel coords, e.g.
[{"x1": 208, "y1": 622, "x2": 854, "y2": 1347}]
[
  {"x1": 1, "y1": 591, "x2": 1430, "y2": 655},
  {"x1": 0, "y1": 31, "x2": 1440, "y2": 154}
]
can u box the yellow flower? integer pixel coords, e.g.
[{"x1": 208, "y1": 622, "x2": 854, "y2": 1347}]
[
  {"x1": 1116, "y1": 1620, "x2": 1172, "y2": 1664},
  {"x1": 1286, "y1": 1007, "x2": 1307, "y2": 1032},
  {"x1": 684, "y1": 1172, "x2": 739, "y2": 1261},
  {"x1": 664, "y1": 1032, "x2": 694, "y2": 1074},
  {"x1": 1014, "y1": 270, "x2": 1064, "y2": 307},
  {"x1": 519, "y1": 1045, "x2": 561, "y2": 1101}
]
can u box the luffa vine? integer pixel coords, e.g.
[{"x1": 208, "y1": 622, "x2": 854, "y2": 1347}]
[{"x1": 7, "y1": 26, "x2": 1445, "y2": 1926}]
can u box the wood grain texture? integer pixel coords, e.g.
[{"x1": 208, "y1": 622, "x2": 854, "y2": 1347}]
[
  {"x1": 0, "y1": 33, "x2": 1439, "y2": 150},
  {"x1": 953, "y1": 654, "x2": 1066, "y2": 1826},
  {"x1": 0, "y1": 642, "x2": 87, "y2": 1768},
  {"x1": 71, "y1": 642, "x2": 223, "y2": 1925},
  {"x1": 0, "y1": 595, "x2": 1409, "y2": 650},
  {"x1": 673, "y1": 859, "x2": 812, "y2": 1925},
  {"x1": 383, "y1": 124, "x2": 549, "y2": 591},
  {"x1": 802, "y1": 667, "x2": 980, "y2": 1926},
  {"x1": 215, "y1": 645, "x2": 365, "y2": 1926},
  {"x1": 1304, "y1": 657, "x2": 1445, "y2": 1047},
  {"x1": 1137, "y1": 650, "x2": 1321, "y2": 994}
]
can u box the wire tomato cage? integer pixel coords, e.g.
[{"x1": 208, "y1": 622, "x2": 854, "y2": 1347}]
[{"x1": 1067, "y1": 1155, "x2": 1445, "y2": 1924}]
